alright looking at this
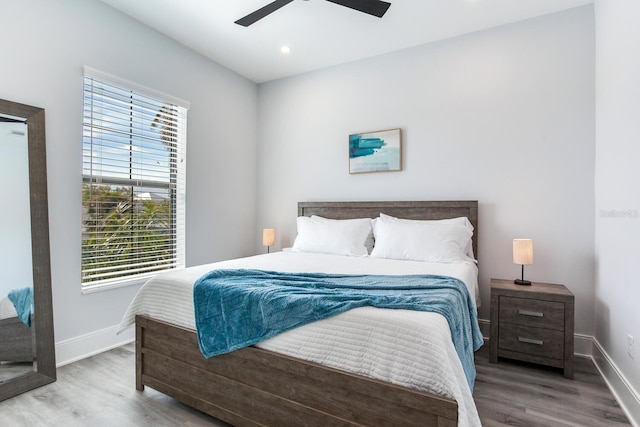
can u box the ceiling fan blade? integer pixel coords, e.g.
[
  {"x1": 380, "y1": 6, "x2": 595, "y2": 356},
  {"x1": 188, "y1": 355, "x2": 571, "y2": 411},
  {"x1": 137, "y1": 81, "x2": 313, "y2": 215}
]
[
  {"x1": 235, "y1": 0, "x2": 296, "y2": 27},
  {"x1": 325, "y1": 0, "x2": 391, "y2": 18}
]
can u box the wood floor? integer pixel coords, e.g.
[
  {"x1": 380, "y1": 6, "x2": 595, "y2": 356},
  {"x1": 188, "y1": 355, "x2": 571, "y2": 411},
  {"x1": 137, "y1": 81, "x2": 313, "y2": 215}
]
[
  {"x1": 0, "y1": 343, "x2": 631, "y2": 426},
  {"x1": 474, "y1": 345, "x2": 630, "y2": 426},
  {"x1": 0, "y1": 344, "x2": 225, "y2": 427}
]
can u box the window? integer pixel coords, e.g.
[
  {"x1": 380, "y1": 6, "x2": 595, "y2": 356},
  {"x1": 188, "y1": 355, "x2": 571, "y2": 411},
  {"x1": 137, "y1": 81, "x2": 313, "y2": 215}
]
[{"x1": 82, "y1": 68, "x2": 188, "y2": 291}]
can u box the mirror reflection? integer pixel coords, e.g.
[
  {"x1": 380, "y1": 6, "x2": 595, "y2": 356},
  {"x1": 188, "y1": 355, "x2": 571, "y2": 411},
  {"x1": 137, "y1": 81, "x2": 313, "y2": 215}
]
[
  {"x1": 0, "y1": 117, "x2": 35, "y2": 383},
  {"x1": 0, "y1": 98, "x2": 55, "y2": 401}
]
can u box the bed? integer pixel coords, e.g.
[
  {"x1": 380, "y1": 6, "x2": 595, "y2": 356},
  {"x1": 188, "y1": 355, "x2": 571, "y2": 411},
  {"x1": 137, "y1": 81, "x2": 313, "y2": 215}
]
[
  {"x1": 0, "y1": 295, "x2": 34, "y2": 363},
  {"x1": 120, "y1": 201, "x2": 481, "y2": 426}
]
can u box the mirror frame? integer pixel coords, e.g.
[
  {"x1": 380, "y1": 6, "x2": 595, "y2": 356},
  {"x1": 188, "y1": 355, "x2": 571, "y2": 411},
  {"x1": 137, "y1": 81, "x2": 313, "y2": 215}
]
[{"x1": 0, "y1": 98, "x2": 56, "y2": 400}]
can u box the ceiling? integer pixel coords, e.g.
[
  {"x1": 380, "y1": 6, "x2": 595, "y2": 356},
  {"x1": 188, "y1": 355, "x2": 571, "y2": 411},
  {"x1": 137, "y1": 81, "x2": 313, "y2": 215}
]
[{"x1": 99, "y1": 0, "x2": 593, "y2": 83}]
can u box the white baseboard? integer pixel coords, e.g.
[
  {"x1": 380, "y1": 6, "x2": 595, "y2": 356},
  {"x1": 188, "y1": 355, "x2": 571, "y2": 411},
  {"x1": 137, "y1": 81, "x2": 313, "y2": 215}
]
[
  {"x1": 55, "y1": 326, "x2": 134, "y2": 367},
  {"x1": 478, "y1": 318, "x2": 490, "y2": 339},
  {"x1": 590, "y1": 337, "x2": 640, "y2": 427},
  {"x1": 481, "y1": 320, "x2": 638, "y2": 426},
  {"x1": 480, "y1": 319, "x2": 595, "y2": 356},
  {"x1": 574, "y1": 333, "x2": 593, "y2": 357}
]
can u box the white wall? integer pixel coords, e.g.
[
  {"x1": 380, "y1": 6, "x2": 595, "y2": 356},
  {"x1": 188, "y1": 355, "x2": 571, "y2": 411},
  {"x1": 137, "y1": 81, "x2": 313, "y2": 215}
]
[
  {"x1": 1, "y1": 0, "x2": 257, "y2": 361},
  {"x1": 4, "y1": 1, "x2": 636, "y2": 418},
  {"x1": 257, "y1": 7, "x2": 595, "y2": 332},
  {"x1": 594, "y1": 0, "x2": 640, "y2": 422}
]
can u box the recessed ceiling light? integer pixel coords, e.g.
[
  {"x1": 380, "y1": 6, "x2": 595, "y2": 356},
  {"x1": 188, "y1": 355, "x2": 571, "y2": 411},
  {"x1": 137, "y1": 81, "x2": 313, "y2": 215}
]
[{"x1": 280, "y1": 45, "x2": 292, "y2": 54}]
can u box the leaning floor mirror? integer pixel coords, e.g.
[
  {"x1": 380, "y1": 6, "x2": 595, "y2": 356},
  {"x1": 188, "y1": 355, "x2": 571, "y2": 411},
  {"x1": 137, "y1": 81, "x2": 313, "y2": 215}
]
[{"x1": 0, "y1": 98, "x2": 56, "y2": 401}]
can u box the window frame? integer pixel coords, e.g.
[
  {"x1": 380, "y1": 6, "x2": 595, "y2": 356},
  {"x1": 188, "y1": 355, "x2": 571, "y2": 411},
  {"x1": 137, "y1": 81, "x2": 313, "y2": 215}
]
[{"x1": 81, "y1": 67, "x2": 189, "y2": 293}]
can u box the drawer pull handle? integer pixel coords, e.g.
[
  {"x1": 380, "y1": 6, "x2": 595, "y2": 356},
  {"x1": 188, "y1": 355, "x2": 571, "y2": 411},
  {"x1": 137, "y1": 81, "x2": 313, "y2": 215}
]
[
  {"x1": 518, "y1": 309, "x2": 544, "y2": 318},
  {"x1": 518, "y1": 337, "x2": 544, "y2": 346}
]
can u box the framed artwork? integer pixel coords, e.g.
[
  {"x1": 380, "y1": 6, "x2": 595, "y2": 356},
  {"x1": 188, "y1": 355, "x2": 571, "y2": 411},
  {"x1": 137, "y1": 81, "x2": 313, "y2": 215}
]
[{"x1": 349, "y1": 128, "x2": 402, "y2": 174}]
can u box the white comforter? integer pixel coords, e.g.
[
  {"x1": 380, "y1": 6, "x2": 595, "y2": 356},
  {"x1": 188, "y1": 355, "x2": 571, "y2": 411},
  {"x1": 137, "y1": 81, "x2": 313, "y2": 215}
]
[
  {"x1": 118, "y1": 251, "x2": 481, "y2": 427},
  {"x1": 0, "y1": 296, "x2": 18, "y2": 320}
]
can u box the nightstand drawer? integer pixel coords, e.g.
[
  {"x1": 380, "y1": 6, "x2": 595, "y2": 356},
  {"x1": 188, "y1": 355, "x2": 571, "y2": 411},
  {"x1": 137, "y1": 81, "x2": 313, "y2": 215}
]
[
  {"x1": 498, "y1": 324, "x2": 564, "y2": 359},
  {"x1": 490, "y1": 279, "x2": 574, "y2": 378},
  {"x1": 499, "y1": 296, "x2": 565, "y2": 331}
]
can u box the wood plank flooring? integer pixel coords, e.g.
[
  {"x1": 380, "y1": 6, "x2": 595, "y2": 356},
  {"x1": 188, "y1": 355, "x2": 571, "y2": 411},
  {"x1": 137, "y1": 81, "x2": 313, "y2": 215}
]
[
  {"x1": 0, "y1": 344, "x2": 224, "y2": 427},
  {"x1": 0, "y1": 342, "x2": 631, "y2": 426},
  {"x1": 474, "y1": 345, "x2": 630, "y2": 426}
]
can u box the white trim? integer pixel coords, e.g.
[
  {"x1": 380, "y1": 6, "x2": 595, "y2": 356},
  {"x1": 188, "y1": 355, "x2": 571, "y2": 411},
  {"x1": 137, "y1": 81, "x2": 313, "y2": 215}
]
[
  {"x1": 80, "y1": 69, "x2": 188, "y2": 292},
  {"x1": 478, "y1": 317, "x2": 490, "y2": 339},
  {"x1": 485, "y1": 319, "x2": 638, "y2": 425},
  {"x1": 81, "y1": 273, "x2": 153, "y2": 294},
  {"x1": 0, "y1": 112, "x2": 27, "y2": 122},
  {"x1": 478, "y1": 319, "x2": 592, "y2": 353},
  {"x1": 83, "y1": 66, "x2": 191, "y2": 109},
  {"x1": 55, "y1": 325, "x2": 134, "y2": 367},
  {"x1": 591, "y1": 337, "x2": 640, "y2": 427},
  {"x1": 574, "y1": 333, "x2": 593, "y2": 357},
  {"x1": 81, "y1": 277, "x2": 147, "y2": 294}
]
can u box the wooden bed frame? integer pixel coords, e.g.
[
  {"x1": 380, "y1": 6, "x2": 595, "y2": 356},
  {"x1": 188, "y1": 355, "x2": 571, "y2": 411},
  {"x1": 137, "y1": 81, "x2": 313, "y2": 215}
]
[
  {"x1": 0, "y1": 316, "x2": 34, "y2": 363},
  {"x1": 136, "y1": 200, "x2": 478, "y2": 426}
]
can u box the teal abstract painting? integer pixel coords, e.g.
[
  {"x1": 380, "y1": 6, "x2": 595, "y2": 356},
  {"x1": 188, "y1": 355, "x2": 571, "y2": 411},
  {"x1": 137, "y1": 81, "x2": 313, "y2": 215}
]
[{"x1": 349, "y1": 128, "x2": 401, "y2": 174}]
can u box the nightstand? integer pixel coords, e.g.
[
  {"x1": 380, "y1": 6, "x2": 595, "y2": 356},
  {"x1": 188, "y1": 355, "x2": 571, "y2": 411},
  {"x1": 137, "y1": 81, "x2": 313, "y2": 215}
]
[{"x1": 490, "y1": 278, "x2": 574, "y2": 379}]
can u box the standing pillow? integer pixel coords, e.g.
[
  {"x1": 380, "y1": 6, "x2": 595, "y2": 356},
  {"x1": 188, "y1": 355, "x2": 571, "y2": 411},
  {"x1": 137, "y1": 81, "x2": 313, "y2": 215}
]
[
  {"x1": 370, "y1": 214, "x2": 473, "y2": 263},
  {"x1": 291, "y1": 216, "x2": 372, "y2": 257},
  {"x1": 375, "y1": 213, "x2": 475, "y2": 259}
]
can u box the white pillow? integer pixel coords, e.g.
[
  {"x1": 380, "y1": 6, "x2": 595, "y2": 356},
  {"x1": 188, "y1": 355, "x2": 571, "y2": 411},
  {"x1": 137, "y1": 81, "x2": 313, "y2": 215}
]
[
  {"x1": 377, "y1": 213, "x2": 473, "y2": 231},
  {"x1": 370, "y1": 214, "x2": 474, "y2": 263},
  {"x1": 376, "y1": 213, "x2": 475, "y2": 259},
  {"x1": 291, "y1": 216, "x2": 372, "y2": 257}
]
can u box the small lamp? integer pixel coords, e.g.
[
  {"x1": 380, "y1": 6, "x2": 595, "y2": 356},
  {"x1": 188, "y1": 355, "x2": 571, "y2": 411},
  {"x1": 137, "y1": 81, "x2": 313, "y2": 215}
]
[
  {"x1": 262, "y1": 228, "x2": 275, "y2": 253},
  {"x1": 513, "y1": 239, "x2": 533, "y2": 285}
]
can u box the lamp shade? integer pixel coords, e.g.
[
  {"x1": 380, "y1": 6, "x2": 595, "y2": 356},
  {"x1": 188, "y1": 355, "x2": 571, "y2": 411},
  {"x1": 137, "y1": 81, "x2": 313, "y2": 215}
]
[
  {"x1": 513, "y1": 239, "x2": 533, "y2": 265},
  {"x1": 262, "y1": 228, "x2": 275, "y2": 247}
]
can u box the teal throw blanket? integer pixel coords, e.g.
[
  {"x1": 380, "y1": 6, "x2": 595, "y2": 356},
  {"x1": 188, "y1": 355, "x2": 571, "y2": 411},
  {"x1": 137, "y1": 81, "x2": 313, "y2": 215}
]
[
  {"x1": 8, "y1": 286, "x2": 33, "y2": 327},
  {"x1": 193, "y1": 269, "x2": 483, "y2": 390}
]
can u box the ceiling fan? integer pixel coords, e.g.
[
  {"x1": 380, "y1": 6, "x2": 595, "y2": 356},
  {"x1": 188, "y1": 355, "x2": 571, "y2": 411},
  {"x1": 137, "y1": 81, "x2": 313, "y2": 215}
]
[{"x1": 235, "y1": 0, "x2": 391, "y2": 27}]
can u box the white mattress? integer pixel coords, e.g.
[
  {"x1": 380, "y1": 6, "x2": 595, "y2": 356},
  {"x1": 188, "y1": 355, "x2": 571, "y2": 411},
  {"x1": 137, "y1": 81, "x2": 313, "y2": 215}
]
[
  {"x1": 0, "y1": 295, "x2": 18, "y2": 320},
  {"x1": 119, "y1": 251, "x2": 481, "y2": 427}
]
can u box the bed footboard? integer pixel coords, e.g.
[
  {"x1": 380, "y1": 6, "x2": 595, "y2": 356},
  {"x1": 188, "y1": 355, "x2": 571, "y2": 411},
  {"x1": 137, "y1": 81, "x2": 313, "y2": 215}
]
[
  {"x1": 135, "y1": 315, "x2": 458, "y2": 427},
  {"x1": 0, "y1": 317, "x2": 34, "y2": 362}
]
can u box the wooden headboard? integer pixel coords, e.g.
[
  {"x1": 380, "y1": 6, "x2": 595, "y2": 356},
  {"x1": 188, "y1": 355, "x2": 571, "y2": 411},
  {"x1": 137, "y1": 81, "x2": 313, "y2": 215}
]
[{"x1": 298, "y1": 200, "x2": 478, "y2": 259}]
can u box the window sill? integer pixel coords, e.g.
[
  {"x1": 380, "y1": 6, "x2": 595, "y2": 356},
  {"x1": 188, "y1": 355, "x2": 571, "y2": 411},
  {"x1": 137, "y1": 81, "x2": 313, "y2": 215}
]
[{"x1": 81, "y1": 273, "x2": 156, "y2": 294}]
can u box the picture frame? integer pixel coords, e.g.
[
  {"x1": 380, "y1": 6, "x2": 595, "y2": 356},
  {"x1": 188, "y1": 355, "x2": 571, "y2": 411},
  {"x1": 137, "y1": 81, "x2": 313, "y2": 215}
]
[{"x1": 349, "y1": 128, "x2": 402, "y2": 174}]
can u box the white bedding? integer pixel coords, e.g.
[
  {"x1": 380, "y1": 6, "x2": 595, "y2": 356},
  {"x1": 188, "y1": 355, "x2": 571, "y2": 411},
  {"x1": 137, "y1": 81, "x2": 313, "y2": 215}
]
[
  {"x1": 0, "y1": 296, "x2": 18, "y2": 320},
  {"x1": 118, "y1": 251, "x2": 481, "y2": 427}
]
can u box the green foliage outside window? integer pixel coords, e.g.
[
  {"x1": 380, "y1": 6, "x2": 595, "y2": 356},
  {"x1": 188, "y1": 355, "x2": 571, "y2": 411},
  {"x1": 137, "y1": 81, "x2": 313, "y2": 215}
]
[{"x1": 81, "y1": 183, "x2": 173, "y2": 283}]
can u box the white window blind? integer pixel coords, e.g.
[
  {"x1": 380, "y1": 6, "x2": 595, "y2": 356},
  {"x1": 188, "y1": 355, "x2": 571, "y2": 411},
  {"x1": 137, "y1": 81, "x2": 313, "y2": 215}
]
[{"x1": 82, "y1": 70, "x2": 187, "y2": 290}]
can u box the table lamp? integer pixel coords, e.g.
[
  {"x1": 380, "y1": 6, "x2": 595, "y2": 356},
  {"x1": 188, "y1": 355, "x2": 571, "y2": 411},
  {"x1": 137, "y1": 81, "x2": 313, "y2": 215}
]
[
  {"x1": 263, "y1": 228, "x2": 275, "y2": 253},
  {"x1": 513, "y1": 238, "x2": 533, "y2": 285}
]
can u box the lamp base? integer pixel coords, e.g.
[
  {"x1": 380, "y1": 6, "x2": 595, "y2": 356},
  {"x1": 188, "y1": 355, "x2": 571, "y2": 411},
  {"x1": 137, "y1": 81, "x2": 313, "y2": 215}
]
[{"x1": 514, "y1": 279, "x2": 532, "y2": 286}]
